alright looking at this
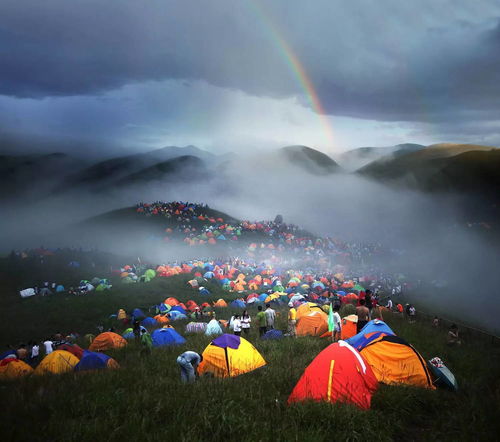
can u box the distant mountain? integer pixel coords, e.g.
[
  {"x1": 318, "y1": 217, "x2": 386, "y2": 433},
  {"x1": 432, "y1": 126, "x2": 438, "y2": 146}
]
[
  {"x1": 279, "y1": 145, "x2": 341, "y2": 174},
  {"x1": 110, "y1": 155, "x2": 209, "y2": 188},
  {"x1": 59, "y1": 145, "x2": 216, "y2": 191},
  {"x1": 0, "y1": 152, "x2": 86, "y2": 200},
  {"x1": 335, "y1": 143, "x2": 425, "y2": 171},
  {"x1": 358, "y1": 143, "x2": 500, "y2": 220}
]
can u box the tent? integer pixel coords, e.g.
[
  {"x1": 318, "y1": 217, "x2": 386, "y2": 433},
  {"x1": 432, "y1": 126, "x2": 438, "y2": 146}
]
[
  {"x1": 341, "y1": 315, "x2": 358, "y2": 340},
  {"x1": 57, "y1": 343, "x2": 84, "y2": 359},
  {"x1": 230, "y1": 299, "x2": 246, "y2": 309},
  {"x1": 213, "y1": 299, "x2": 228, "y2": 308},
  {"x1": 186, "y1": 322, "x2": 207, "y2": 333},
  {"x1": 141, "y1": 317, "x2": 159, "y2": 327},
  {"x1": 360, "y1": 335, "x2": 435, "y2": 389},
  {"x1": 288, "y1": 341, "x2": 378, "y2": 409},
  {"x1": 296, "y1": 302, "x2": 324, "y2": 320},
  {"x1": 261, "y1": 329, "x2": 284, "y2": 340},
  {"x1": 205, "y1": 319, "x2": 223, "y2": 336},
  {"x1": 346, "y1": 320, "x2": 395, "y2": 351},
  {"x1": 20, "y1": 288, "x2": 36, "y2": 298},
  {"x1": 170, "y1": 305, "x2": 186, "y2": 314},
  {"x1": 35, "y1": 350, "x2": 80, "y2": 375},
  {"x1": 122, "y1": 326, "x2": 146, "y2": 339},
  {"x1": 89, "y1": 332, "x2": 127, "y2": 352},
  {"x1": 75, "y1": 351, "x2": 119, "y2": 371},
  {"x1": 167, "y1": 311, "x2": 187, "y2": 321},
  {"x1": 151, "y1": 328, "x2": 186, "y2": 347},
  {"x1": 131, "y1": 308, "x2": 146, "y2": 319},
  {"x1": 0, "y1": 358, "x2": 33, "y2": 380},
  {"x1": 296, "y1": 311, "x2": 328, "y2": 337},
  {"x1": 164, "y1": 297, "x2": 180, "y2": 306},
  {"x1": 198, "y1": 334, "x2": 266, "y2": 378}
]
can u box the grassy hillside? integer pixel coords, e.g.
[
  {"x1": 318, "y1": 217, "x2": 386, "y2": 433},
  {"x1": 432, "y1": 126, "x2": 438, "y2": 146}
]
[
  {"x1": 280, "y1": 145, "x2": 342, "y2": 174},
  {"x1": 0, "y1": 269, "x2": 499, "y2": 441},
  {"x1": 111, "y1": 155, "x2": 209, "y2": 188},
  {"x1": 336, "y1": 143, "x2": 424, "y2": 171}
]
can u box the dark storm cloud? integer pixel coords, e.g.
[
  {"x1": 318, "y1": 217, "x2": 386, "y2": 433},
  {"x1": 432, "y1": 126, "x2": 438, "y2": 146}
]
[{"x1": 1, "y1": 0, "x2": 499, "y2": 124}]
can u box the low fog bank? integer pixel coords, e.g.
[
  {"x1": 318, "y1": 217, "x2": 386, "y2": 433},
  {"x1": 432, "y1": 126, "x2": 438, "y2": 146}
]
[{"x1": 1, "y1": 153, "x2": 498, "y2": 332}]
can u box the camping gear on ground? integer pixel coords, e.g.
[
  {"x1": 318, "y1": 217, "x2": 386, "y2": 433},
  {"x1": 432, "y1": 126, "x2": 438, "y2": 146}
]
[
  {"x1": 288, "y1": 341, "x2": 378, "y2": 409},
  {"x1": 428, "y1": 357, "x2": 458, "y2": 391},
  {"x1": 198, "y1": 334, "x2": 266, "y2": 378},
  {"x1": 20, "y1": 288, "x2": 36, "y2": 298},
  {"x1": 341, "y1": 315, "x2": 358, "y2": 340},
  {"x1": 261, "y1": 329, "x2": 284, "y2": 340}
]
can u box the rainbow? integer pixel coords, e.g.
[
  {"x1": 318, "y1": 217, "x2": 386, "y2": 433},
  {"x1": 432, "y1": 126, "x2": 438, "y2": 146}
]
[{"x1": 247, "y1": 0, "x2": 336, "y2": 149}]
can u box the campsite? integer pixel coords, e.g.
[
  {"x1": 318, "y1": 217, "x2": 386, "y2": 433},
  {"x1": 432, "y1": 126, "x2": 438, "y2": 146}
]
[
  {"x1": 1, "y1": 210, "x2": 499, "y2": 440},
  {"x1": 2, "y1": 2, "x2": 500, "y2": 441}
]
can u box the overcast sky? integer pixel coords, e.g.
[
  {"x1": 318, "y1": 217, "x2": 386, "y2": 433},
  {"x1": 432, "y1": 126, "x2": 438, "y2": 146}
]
[{"x1": 1, "y1": 0, "x2": 500, "y2": 155}]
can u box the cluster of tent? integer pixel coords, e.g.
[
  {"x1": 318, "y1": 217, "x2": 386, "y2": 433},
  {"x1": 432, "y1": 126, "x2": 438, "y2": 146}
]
[
  {"x1": 0, "y1": 338, "x2": 122, "y2": 381},
  {"x1": 120, "y1": 266, "x2": 157, "y2": 284},
  {"x1": 288, "y1": 319, "x2": 443, "y2": 409}
]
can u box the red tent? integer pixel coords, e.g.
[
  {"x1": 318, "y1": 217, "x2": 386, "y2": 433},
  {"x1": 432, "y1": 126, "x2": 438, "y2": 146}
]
[{"x1": 288, "y1": 341, "x2": 378, "y2": 409}]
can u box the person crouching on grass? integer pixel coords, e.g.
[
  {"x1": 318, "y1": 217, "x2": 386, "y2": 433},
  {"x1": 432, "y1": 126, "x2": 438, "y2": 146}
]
[{"x1": 177, "y1": 351, "x2": 203, "y2": 383}]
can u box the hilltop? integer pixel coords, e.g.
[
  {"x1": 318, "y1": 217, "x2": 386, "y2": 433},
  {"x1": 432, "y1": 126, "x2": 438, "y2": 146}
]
[{"x1": 280, "y1": 145, "x2": 342, "y2": 175}]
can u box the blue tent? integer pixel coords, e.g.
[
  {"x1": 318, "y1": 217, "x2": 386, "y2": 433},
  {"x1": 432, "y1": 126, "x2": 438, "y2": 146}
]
[
  {"x1": 170, "y1": 305, "x2": 186, "y2": 314},
  {"x1": 218, "y1": 234, "x2": 227, "y2": 240},
  {"x1": 261, "y1": 329, "x2": 284, "y2": 340},
  {"x1": 204, "y1": 264, "x2": 214, "y2": 271},
  {"x1": 205, "y1": 319, "x2": 223, "y2": 336},
  {"x1": 56, "y1": 285, "x2": 65, "y2": 292},
  {"x1": 141, "y1": 317, "x2": 158, "y2": 327},
  {"x1": 123, "y1": 326, "x2": 147, "y2": 339},
  {"x1": 158, "y1": 303, "x2": 170, "y2": 313},
  {"x1": 346, "y1": 320, "x2": 395, "y2": 351},
  {"x1": 132, "y1": 308, "x2": 146, "y2": 319},
  {"x1": 220, "y1": 278, "x2": 230, "y2": 285},
  {"x1": 204, "y1": 271, "x2": 215, "y2": 278},
  {"x1": 230, "y1": 299, "x2": 246, "y2": 308},
  {"x1": 75, "y1": 351, "x2": 114, "y2": 371},
  {"x1": 258, "y1": 293, "x2": 268, "y2": 302},
  {"x1": 151, "y1": 328, "x2": 186, "y2": 347},
  {"x1": 168, "y1": 311, "x2": 187, "y2": 321},
  {"x1": 199, "y1": 287, "x2": 210, "y2": 296}
]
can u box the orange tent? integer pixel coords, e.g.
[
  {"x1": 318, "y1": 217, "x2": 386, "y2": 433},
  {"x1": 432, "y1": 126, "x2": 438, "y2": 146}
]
[
  {"x1": 213, "y1": 299, "x2": 228, "y2": 308},
  {"x1": 154, "y1": 314, "x2": 170, "y2": 324},
  {"x1": 296, "y1": 311, "x2": 328, "y2": 337},
  {"x1": 296, "y1": 302, "x2": 324, "y2": 320},
  {"x1": 341, "y1": 315, "x2": 358, "y2": 340},
  {"x1": 0, "y1": 358, "x2": 33, "y2": 380},
  {"x1": 164, "y1": 297, "x2": 180, "y2": 306},
  {"x1": 89, "y1": 332, "x2": 127, "y2": 352}
]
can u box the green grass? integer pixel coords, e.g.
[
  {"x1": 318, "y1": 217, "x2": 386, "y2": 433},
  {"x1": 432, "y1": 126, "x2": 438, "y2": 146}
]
[{"x1": 1, "y1": 268, "x2": 499, "y2": 441}]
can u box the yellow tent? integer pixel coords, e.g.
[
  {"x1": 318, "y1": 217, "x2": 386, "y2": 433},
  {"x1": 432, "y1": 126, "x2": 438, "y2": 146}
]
[
  {"x1": 0, "y1": 359, "x2": 33, "y2": 380},
  {"x1": 34, "y1": 350, "x2": 79, "y2": 375},
  {"x1": 198, "y1": 334, "x2": 266, "y2": 378},
  {"x1": 360, "y1": 335, "x2": 435, "y2": 389}
]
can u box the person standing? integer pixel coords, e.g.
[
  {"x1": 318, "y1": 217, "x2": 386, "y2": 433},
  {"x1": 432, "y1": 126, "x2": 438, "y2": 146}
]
[
  {"x1": 288, "y1": 305, "x2": 297, "y2": 337},
  {"x1": 176, "y1": 351, "x2": 203, "y2": 383},
  {"x1": 43, "y1": 338, "x2": 53, "y2": 355},
  {"x1": 265, "y1": 304, "x2": 276, "y2": 330},
  {"x1": 30, "y1": 341, "x2": 40, "y2": 366},
  {"x1": 241, "y1": 311, "x2": 251, "y2": 335},
  {"x1": 408, "y1": 305, "x2": 416, "y2": 323},
  {"x1": 256, "y1": 306, "x2": 267, "y2": 336},
  {"x1": 233, "y1": 315, "x2": 242, "y2": 336},
  {"x1": 332, "y1": 305, "x2": 342, "y2": 342},
  {"x1": 356, "y1": 299, "x2": 370, "y2": 333},
  {"x1": 386, "y1": 297, "x2": 393, "y2": 310}
]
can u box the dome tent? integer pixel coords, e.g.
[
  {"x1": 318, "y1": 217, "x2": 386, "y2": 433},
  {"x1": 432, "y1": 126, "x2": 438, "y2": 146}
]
[
  {"x1": 151, "y1": 328, "x2": 186, "y2": 347},
  {"x1": 288, "y1": 341, "x2": 378, "y2": 409},
  {"x1": 198, "y1": 334, "x2": 266, "y2": 378},
  {"x1": 75, "y1": 351, "x2": 119, "y2": 371}
]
